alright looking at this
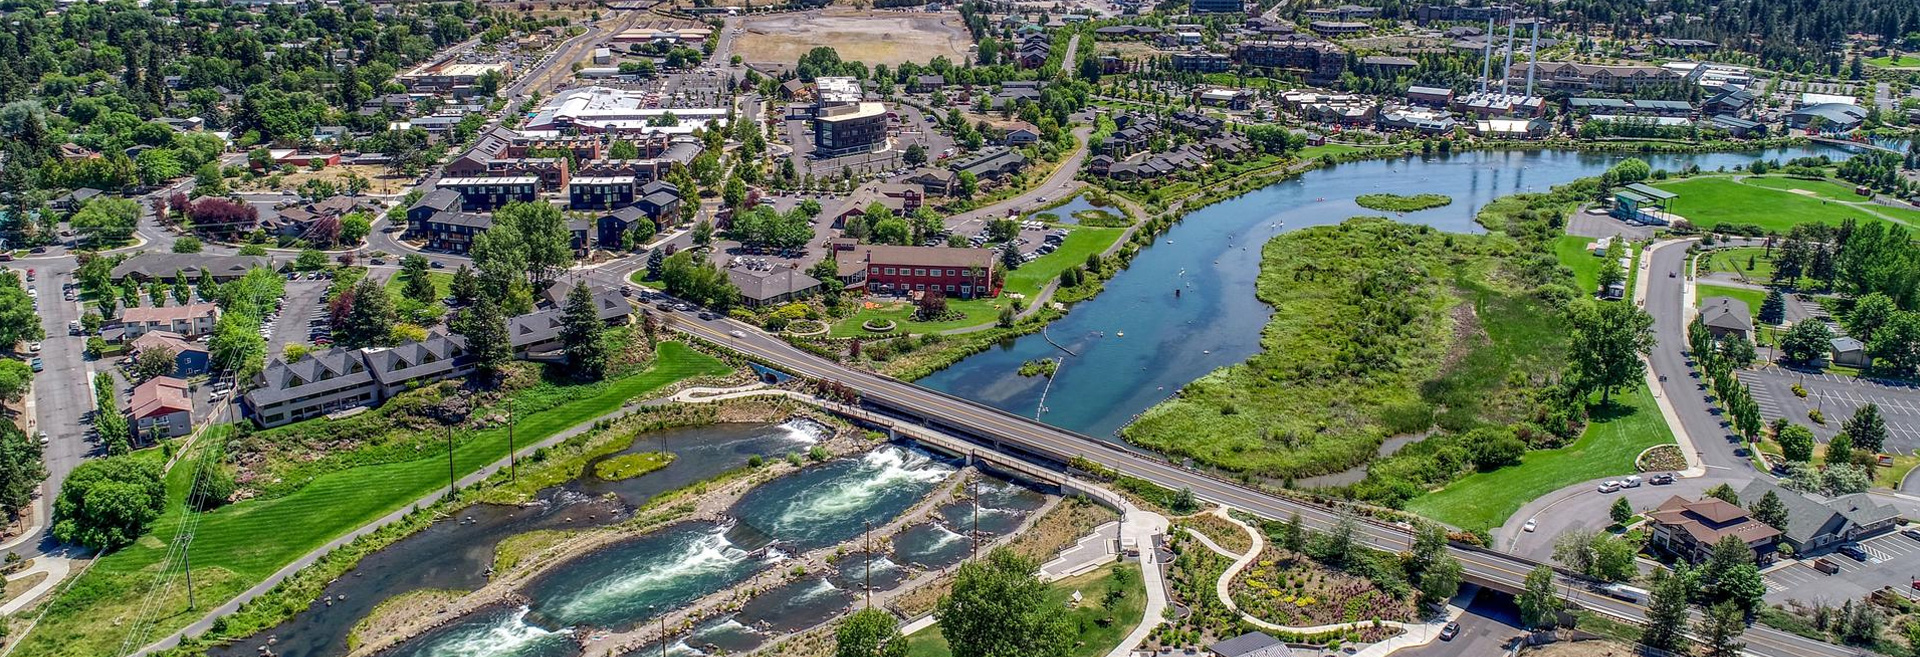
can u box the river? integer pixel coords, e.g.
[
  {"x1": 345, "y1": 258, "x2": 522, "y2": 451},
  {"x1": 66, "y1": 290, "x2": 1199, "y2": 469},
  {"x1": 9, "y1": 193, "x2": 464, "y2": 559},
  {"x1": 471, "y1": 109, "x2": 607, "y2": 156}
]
[{"x1": 918, "y1": 145, "x2": 1849, "y2": 439}]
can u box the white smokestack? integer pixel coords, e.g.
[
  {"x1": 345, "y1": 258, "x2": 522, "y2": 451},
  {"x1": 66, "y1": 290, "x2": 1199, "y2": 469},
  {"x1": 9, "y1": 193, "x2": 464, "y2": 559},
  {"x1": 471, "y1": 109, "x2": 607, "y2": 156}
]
[
  {"x1": 1501, "y1": 19, "x2": 1516, "y2": 95},
  {"x1": 1526, "y1": 19, "x2": 1539, "y2": 97},
  {"x1": 1480, "y1": 16, "x2": 1494, "y2": 92}
]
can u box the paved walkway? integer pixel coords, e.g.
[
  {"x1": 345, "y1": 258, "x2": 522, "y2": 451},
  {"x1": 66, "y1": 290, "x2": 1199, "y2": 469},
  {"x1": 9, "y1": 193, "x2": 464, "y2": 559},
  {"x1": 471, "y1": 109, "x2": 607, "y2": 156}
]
[
  {"x1": 1183, "y1": 508, "x2": 1472, "y2": 656},
  {"x1": 1039, "y1": 520, "x2": 1119, "y2": 580},
  {"x1": 0, "y1": 555, "x2": 71, "y2": 615}
]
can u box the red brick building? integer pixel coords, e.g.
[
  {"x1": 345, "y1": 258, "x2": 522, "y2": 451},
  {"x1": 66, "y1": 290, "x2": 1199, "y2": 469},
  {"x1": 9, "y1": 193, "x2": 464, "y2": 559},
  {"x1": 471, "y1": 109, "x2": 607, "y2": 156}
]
[{"x1": 856, "y1": 245, "x2": 999, "y2": 299}]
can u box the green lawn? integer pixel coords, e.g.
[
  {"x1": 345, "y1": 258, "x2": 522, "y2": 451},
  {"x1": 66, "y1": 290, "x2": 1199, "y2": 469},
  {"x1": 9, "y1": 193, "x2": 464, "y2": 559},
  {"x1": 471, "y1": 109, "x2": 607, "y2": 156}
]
[
  {"x1": 1702, "y1": 246, "x2": 1780, "y2": 284},
  {"x1": 830, "y1": 227, "x2": 1125, "y2": 337},
  {"x1": 1406, "y1": 383, "x2": 1676, "y2": 531},
  {"x1": 384, "y1": 270, "x2": 453, "y2": 299},
  {"x1": 1869, "y1": 55, "x2": 1920, "y2": 67},
  {"x1": 1554, "y1": 235, "x2": 1607, "y2": 296},
  {"x1": 1696, "y1": 283, "x2": 1768, "y2": 320},
  {"x1": 1650, "y1": 177, "x2": 1897, "y2": 232},
  {"x1": 1741, "y1": 176, "x2": 1867, "y2": 202},
  {"x1": 904, "y1": 562, "x2": 1146, "y2": 657},
  {"x1": 1299, "y1": 143, "x2": 1362, "y2": 159},
  {"x1": 628, "y1": 269, "x2": 664, "y2": 289},
  {"x1": 16, "y1": 343, "x2": 730, "y2": 657}
]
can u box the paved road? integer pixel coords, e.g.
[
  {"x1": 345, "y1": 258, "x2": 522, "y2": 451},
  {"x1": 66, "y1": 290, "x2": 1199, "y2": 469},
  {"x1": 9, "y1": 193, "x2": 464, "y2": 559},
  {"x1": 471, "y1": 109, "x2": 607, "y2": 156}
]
[
  {"x1": 1394, "y1": 589, "x2": 1522, "y2": 657},
  {"x1": 648, "y1": 307, "x2": 1857, "y2": 657},
  {"x1": 945, "y1": 125, "x2": 1095, "y2": 236},
  {"x1": 4, "y1": 258, "x2": 93, "y2": 560}
]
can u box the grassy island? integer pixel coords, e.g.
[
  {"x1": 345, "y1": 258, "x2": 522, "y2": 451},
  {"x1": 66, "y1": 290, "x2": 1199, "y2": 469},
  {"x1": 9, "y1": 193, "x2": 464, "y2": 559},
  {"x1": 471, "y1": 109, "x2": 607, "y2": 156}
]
[
  {"x1": 593, "y1": 452, "x2": 675, "y2": 481},
  {"x1": 1354, "y1": 193, "x2": 1453, "y2": 213}
]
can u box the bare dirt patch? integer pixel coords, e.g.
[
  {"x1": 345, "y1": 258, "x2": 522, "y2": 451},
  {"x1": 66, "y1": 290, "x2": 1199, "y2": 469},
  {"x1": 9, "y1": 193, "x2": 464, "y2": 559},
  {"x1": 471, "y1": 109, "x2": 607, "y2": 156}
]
[{"x1": 734, "y1": 11, "x2": 974, "y2": 67}]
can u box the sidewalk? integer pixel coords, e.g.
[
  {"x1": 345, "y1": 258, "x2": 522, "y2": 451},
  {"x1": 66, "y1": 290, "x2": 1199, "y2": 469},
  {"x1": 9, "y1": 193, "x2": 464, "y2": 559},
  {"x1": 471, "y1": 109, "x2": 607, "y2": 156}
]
[{"x1": 0, "y1": 555, "x2": 71, "y2": 615}]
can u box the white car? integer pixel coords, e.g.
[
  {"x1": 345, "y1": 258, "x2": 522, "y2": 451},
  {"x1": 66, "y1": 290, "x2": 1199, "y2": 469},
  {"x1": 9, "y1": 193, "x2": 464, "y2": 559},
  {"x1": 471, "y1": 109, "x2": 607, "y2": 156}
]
[
  {"x1": 1523, "y1": 518, "x2": 1538, "y2": 532},
  {"x1": 1598, "y1": 481, "x2": 1623, "y2": 493},
  {"x1": 27, "y1": 342, "x2": 39, "y2": 353},
  {"x1": 729, "y1": 330, "x2": 746, "y2": 338}
]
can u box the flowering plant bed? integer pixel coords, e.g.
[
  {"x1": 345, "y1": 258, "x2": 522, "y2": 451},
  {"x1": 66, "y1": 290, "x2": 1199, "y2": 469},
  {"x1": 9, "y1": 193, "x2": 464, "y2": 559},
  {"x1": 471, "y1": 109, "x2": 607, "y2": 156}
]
[{"x1": 1230, "y1": 546, "x2": 1415, "y2": 628}]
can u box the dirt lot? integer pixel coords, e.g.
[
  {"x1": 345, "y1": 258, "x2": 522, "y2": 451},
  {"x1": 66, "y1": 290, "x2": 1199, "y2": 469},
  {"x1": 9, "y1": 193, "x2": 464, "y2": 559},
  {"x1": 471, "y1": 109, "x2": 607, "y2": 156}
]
[
  {"x1": 238, "y1": 164, "x2": 414, "y2": 196},
  {"x1": 1521, "y1": 640, "x2": 1641, "y2": 657},
  {"x1": 734, "y1": 10, "x2": 973, "y2": 67}
]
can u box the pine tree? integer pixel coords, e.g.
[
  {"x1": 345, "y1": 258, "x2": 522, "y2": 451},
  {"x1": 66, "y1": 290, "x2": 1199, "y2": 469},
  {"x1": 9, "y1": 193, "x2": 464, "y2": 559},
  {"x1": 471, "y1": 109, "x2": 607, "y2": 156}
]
[
  {"x1": 1640, "y1": 567, "x2": 1693, "y2": 652},
  {"x1": 1699, "y1": 601, "x2": 1748, "y2": 657},
  {"x1": 1610, "y1": 497, "x2": 1634, "y2": 524},
  {"x1": 1842, "y1": 403, "x2": 1888, "y2": 454},
  {"x1": 1759, "y1": 287, "x2": 1787, "y2": 325},
  {"x1": 560, "y1": 284, "x2": 610, "y2": 380},
  {"x1": 461, "y1": 295, "x2": 511, "y2": 381},
  {"x1": 1752, "y1": 490, "x2": 1789, "y2": 530}
]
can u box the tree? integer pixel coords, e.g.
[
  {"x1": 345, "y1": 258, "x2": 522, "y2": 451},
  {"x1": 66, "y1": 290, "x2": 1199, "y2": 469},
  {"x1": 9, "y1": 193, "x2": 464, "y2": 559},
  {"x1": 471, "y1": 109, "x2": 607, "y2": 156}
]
[
  {"x1": 1752, "y1": 490, "x2": 1789, "y2": 530},
  {"x1": 1610, "y1": 497, "x2": 1634, "y2": 525},
  {"x1": 0, "y1": 360, "x2": 30, "y2": 403},
  {"x1": 209, "y1": 312, "x2": 266, "y2": 377},
  {"x1": 1827, "y1": 432, "x2": 1855, "y2": 466},
  {"x1": 1844, "y1": 293, "x2": 1897, "y2": 342},
  {"x1": 561, "y1": 284, "x2": 611, "y2": 380},
  {"x1": 1841, "y1": 403, "x2": 1887, "y2": 454},
  {"x1": 1596, "y1": 239, "x2": 1626, "y2": 294},
  {"x1": 51, "y1": 454, "x2": 166, "y2": 550},
  {"x1": 1705, "y1": 483, "x2": 1740, "y2": 505},
  {"x1": 460, "y1": 295, "x2": 512, "y2": 381},
  {"x1": 1700, "y1": 535, "x2": 1765, "y2": 611},
  {"x1": 1699, "y1": 600, "x2": 1748, "y2": 657},
  {"x1": 1719, "y1": 335, "x2": 1757, "y2": 369},
  {"x1": 1567, "y1": 300, "x2": 1657, "y2": 404},
  {"x1": 904, "y1": 143, "x2": 928, "y2": 167},
  {"x1": 0, "y1": 424, "x2": 45, "y2": 520},
  {"x1": 1000, "y1": 243, "x2": 1023, "y2": 272},
  {"x1": 937, "y1": 547, "x2": 1072, "y2": 657},
  {"x1": 693, "y1": 219, "x2": 714, "y2": 248},
  {"x1": 916, "y1": 288, "x2": 948, "y2": 320},
  {"x1": 1777, "y1": 423, "x2": 1815, "y2": 462},
  {"x1": 1278, "y1": 512, "x2": 1305, "y2": 552},
  {"x1": 1405, "y1": 523, "x2": 1460, "y2": 610},
  {"x1": 295, "y1": 249, "x2": 329, "y2": 271},
  {"x1": 450, "y1": 265, "x2": 481, "y2": 306},
  {"x1": 341, "y1": 278, "x2": 396, "y2": 348},
  {"x1": 400, "y1": 255, "x2": 438, "y2": 304},
  {"x1": 132, "y1": 347, "x2": 177, "y2": 381},
  {"x1": 173, "y1": 236, "x2": 204, "y2": 253},
  {"x1": 1868, "y1": 311, "x2": 1920, "y2": 377},
  {"x1": 170, "y1": 271, "x2": 192, "y2": 305},
  {"x1": 1640, "y1": 566, "x2": 1693, "y2": 652},
  {"x1": 1758, "y1": 287, "x2": 1787, "y2": 325},
  {"x1": 834, "y1": 607, "x2": 907, "y2": 657},
  {"x1": 1779, "y1": 319, "x2": 1833, "y2": 364},
  {"x1": 0, "y1": 274, "x2": 44, "y2": 347},
  {"x1": 1518, "y1": 566, "x2": 1560, "y2": 630}
]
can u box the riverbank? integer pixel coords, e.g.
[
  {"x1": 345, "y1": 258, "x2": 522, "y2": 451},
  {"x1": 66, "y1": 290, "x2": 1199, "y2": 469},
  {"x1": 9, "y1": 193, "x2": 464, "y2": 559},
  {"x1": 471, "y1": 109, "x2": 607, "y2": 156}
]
[{"x1": 344, "y1": 412, "x2": 878, "y2": 656}]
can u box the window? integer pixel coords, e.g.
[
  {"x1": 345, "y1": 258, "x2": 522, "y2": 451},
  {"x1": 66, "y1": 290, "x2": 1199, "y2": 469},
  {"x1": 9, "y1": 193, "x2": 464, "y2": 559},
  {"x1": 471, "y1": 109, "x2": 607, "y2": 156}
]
[
  {"x1": 884, "y1": 267, "x2": 896, "y2": 275},
  {"x1": 914, "y1": 269, "x2": 926, "y2": 276},
  {"x1": 945, "y1": 285, "x2": 955, "y2": 292},
  {"x1": 915, "y1": 284, "x2": 925, "y2": 291}
]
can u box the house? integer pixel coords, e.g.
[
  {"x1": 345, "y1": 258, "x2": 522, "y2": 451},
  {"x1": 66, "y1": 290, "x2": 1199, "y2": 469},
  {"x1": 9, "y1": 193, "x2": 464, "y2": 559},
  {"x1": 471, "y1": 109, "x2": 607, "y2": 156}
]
[
  {"x1": 118, "y1": 303, "x2": 222, "y2": 339},
  {"x1": 951, "y1": 149, "x2": 1029, "y2": 180},
  {"x1": 419, "y1": 211, "x2": 492, "y2": 254},
  {"x1": 569, "y1": 175, "x2": 639, "y2": 211},
  {"x1": 1739, "y1": 481, "x2": 1899, "y2": 553},
  {"x1": 727, "y1": 263, "x2": 823, "y2": 307},
  {"x1": 1698, "y1": 297, "x2": 1753, "y2": 341},
  {"x1": 1197, "y1": 89, "x2": 1254, "y2": 110},
  {"x1": 1171, "y1": 50, "x2": 1233, "y2": 73},
  {"x1": 406, "y1": 189, "x2": 463, "y2": 237},
  {"x1": 856, "y1": 245, "x2": 998, "y2": 298},
  {"x1": 911, "y1": 75, "x2": 945, "y2": 92},
  {"x1": 1209, "y1": 631, "x2": 1291, "y2": 657},
  {"x1": 111, "y1": 254, "x2": 271, "y2": 283},
  {"x1": 1003, "y1": 122, "x2": 1041, "y2": 145},
  {"x1": 1830, "y1": 336, "x2": 1871, "y2": 368},
  {"x1": 244, "y1": 347, "x2": 380, "y2": 427},
  {"x1": 1647, "y1": 495, "x2": 1782, "y2": 565},
  {"x1": 362, "y1": 332, "x2": 474, "y2": 399},
  {"x1": 50, "y1": 188, "x2": 102, "y2": 211},
  {"x1": 130, "y1": 331, "x2": 211, "y2": 377},
  {"x1": 130, "y1": 376, "x2": 194, "y2": 440}
]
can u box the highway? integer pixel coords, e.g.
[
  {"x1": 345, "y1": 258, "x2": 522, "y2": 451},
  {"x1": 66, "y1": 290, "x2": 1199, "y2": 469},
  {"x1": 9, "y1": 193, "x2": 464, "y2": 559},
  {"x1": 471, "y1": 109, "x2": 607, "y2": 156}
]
[{"x1": 656, "y1": 311, "x2": 1866, "y2": 657}]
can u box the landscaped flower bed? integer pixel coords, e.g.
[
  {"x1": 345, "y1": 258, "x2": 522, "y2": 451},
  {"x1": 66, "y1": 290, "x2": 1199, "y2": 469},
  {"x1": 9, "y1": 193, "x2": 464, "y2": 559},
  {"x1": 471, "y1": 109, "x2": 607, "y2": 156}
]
[
  {"x1": 861, "y1": 319, "x2": 896, "y2": 332},
  {"x1": 1230, "y1": 547, "x2": 1415, "y2": 628},
  {"x1": 1636, "y1": 444, "x2": 1687, "y2": 472}
]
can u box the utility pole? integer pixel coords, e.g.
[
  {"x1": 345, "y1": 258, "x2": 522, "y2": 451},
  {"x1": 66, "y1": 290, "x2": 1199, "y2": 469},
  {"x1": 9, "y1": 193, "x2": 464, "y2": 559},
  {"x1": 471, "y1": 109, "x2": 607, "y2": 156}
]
[
  {"x1": 446, "y1": 426, "x2": 456, "y2": 496},
  {"x1": 865, "y1": 519, "x2": 874, "y2": 608},
  {"x1": 971, "y1": 474, "x2": 980, "y2": 559},
  {"x1": 184, "y1": 532, "x2": 196, "y2": 611},
  {"x1": 507, "y1": 398, "x2": 516, "y2": 483}
]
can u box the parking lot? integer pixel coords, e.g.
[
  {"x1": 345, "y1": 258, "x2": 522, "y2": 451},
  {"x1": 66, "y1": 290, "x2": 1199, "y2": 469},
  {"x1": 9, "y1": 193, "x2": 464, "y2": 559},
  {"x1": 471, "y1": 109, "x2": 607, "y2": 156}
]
[
  {"x1": 1764, "y1": 529, "x2": 1920, "y2": 606},
  {"x1": 1740, "y1": 365, "x2": 1920, "y2": 454},
  {"x1": 265, "y1": 278, "x2": 334, "y2": 356}
]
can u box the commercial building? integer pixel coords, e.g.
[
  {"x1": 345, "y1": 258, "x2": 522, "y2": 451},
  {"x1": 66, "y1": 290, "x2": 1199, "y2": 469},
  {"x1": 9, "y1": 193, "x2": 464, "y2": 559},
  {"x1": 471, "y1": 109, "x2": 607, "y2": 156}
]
[
  {"x1": 242, "y1": 331, "x2": 481, "y2": 428},
  {"x1": 1789, "y1": 103, "x2": 1867, "y2": 134},
  {"x1": 856, "y1": 245, "x2": 999, "y2": 298},
  {"x1": 398, "y1": 61, "x2": 513, "y2": 96},
  {"x1": 111, "y1": 253, "x2": 271, "y2": 283},
  {"x1": 1516, "y1": 62, "x2": 1684, "y2": 92},
  {"x1": 727, "y1": 263, "x2": 823, "y2": 308},
  {"x1": 130, "y1": 376, "x2": 194, "y2": 440},
  {"x1": 1233, "y1": 38, "x2": 1346, "y2": 82},
  {"x1": 1189, "y1": 0, "x2": 1243, "y2": 13},
  {"x1": 1698, "y1": 297, "x2": 1754, "y2": 341},
  {"x1": 569, "y1": 175, "x2": 639, "y2": 211},
  {"x1": 813, "y1": 102, "x2": 889, "y2": 157},
  {"x1": 1308, "y1": 21, "x2": 1370, "y2": 36},
  {"x1": 1170, "y1": 50, "x2": 1233, "y2": 73},
  {"x1": 506, "y1": 288, "x2": 632, "y2": 356},
  {"x1": 1647, "y1": 495, "x2": 1781, "y2": 565},
  {"x1": 1740, "y1": 481, "x2": 1898, "y2": 554},
  {"x1": 525, "y1": 86, "x2": 726, "y2": 134}
]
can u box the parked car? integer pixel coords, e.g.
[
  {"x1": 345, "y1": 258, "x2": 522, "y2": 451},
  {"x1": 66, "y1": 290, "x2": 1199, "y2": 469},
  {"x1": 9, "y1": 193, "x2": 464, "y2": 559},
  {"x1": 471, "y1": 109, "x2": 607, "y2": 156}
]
[
  {"x1": 1598, "y1": 481, "x2": 1622, "y2": 493},
  {"x1": 29, "y1": 358, "x2": 42, "y2": 372},
  {"x1": 1649, "y1": 473, "x2": 1675, "y2": 485},
  {"x1": 1838, "y1": 543, "x2": 1870, "y2": 561},
  {"x1": 1622, "y1": 475, "x2": 1643, "y2": 488},
  {"x1": 1439, "y1": 623, "x2": 1459, "y2": 641},
  {"x1": 1903, "y1": 528, "x2": 1920, "y2": 541}
]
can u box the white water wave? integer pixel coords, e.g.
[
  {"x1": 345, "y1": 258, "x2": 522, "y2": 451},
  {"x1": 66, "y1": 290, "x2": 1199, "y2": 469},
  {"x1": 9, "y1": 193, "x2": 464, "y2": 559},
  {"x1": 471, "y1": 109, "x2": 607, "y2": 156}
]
[
  {"x1": 545, "y1": 526, "x2": 749, "y2": 621},
  {"x1": 772, "y1": 447, "x2": 952, "y2": 529},
  {"x1": 410, "y1": 606, "x2": 571, "y2": 657},
  {"x1": 772, "y1": 419, "x2": 829, "y2": 444}
]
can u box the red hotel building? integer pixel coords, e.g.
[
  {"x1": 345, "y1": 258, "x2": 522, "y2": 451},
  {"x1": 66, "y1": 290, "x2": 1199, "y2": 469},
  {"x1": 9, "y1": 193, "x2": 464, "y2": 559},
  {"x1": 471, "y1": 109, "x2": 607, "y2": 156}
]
[{"x1": 857, "y1": 245, "x2": 999, "y2": 299}]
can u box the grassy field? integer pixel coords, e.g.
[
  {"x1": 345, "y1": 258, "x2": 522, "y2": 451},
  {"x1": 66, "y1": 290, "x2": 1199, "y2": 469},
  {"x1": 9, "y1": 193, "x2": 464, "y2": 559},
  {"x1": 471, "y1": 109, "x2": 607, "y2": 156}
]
[
  {"x1": 1554, "y1": 235, "x2": 1607, "y2": 295},
  {"x1": 1696, "y1": 283, "x2": 1768, "y2": 321},
  {"x1": 15, "y1": 343, "x2": 730, "y2": 657},
  {"x1": 1870, "y1": 55, "x2": 1920, "y2": 67},
  {"x1": 383, "y1": 270, "x2": 453, "y2": 300},
  {"x1": 734, "y1": 11, "x2": 974, "y2": 66},
  {"x1": 902, "y1": 562, "x2": 1146, "y2": 657},
  {"x1": 1741, "y1": 176, "x2": 1867, "y2": 202},
  {"x1": 1702, "y1": 246, "x2": 1780, "y2": 285},
  {"x1": 830, "y1": 227, "x2": 1125, "y2": 337},
  {"x1": 1298, "y1": 143, "x2": 1363, "y2": 159},
  {"x1": 1651, "y1": 177, "x2": 1896, "y2": 232},
  {"x1": 1406, "y1": 383, "x2": 1676, "y2": 531}
]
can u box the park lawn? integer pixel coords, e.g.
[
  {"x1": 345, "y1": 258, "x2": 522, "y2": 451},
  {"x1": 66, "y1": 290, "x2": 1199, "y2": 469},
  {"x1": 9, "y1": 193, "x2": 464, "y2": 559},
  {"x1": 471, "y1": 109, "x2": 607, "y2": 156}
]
[
  {"x1": 627, "y1": 269, "x2": 664, "y2": 289},
  {"x1": 1703, "y1": 246, "x2": 1780, "y2": 284},
  {"x1": 1870, "y1": 55, "x2": 1920, "y2": 67},
  {"x1": 16, "y1": 343, "x2": 730, "y2": 657},
  {"x1": 1742, "y1": 176, "x2": 1868, "y2": 202},
  {"x1": 1651, "y1": 177, "x2": 1895, "y2": 232},
  {"x1": 1299, "y1": 143, "x2": 1362, "y2": 159},
  {"x1": 1407, "y1": 383, "x2": 1675, "y2": 531},
  {"x1": 1554, "y1": 235, "x2": 1607, "y2": 295},
  {"x1": 383, "y1": 270, "x2": 453, "y2": 299},
  {"x1": 1695, "y1": 283, "x2": 1768, "y2": 320},
  {"x1": 903, "y1": 562, "x2": 1146, "y2": 657},
  {"x1": 830, "y1": 227, "x2": 1125, "y2": 337}
]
